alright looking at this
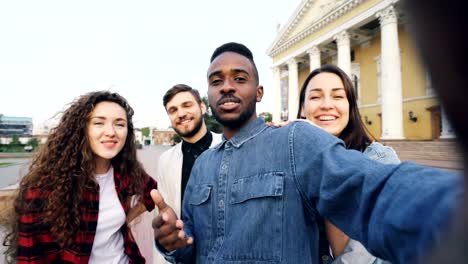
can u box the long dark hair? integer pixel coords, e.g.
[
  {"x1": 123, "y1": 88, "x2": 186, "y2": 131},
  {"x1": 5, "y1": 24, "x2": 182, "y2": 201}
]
[
  {"x1": 4, "y1": 91, "x2": 149, "y2": 260},
  {"x1": 297, "y1": 64, "x2": 372, "y2": 151}
]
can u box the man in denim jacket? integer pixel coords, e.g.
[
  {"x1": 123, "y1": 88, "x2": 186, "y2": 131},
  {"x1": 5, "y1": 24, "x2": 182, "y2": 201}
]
[{"x1": 151, "y1": 42, "x2": 462, "y2": 264}]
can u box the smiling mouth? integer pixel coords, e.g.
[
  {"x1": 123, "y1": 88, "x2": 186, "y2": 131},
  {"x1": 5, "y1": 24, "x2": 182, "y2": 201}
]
[
  {"x1": 217, "y1": 97, "x2": 241, "y2": 111},
  {"x1": 317, "y1": 116, "x2": 337, "y2": 121},
  {"x1": 221, "y1": 102, "x2": 237, "y2": 106},
  {"x1": 178, "y1": 119, "x2": 192, "y2": 125},
  {"x1": 102, "y1": 141, "x2": 118, "y2": 148}
]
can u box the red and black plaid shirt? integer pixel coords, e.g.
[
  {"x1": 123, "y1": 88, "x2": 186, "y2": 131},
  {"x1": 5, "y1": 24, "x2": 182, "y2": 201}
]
[{"x1": 17, "y1": 170, "x2": 157, "y2": 263}]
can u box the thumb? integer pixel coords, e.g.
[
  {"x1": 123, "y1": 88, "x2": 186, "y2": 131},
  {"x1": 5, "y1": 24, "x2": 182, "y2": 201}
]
[{"x1": 151, "y1": 189, "x2": 168, "y2": 212}]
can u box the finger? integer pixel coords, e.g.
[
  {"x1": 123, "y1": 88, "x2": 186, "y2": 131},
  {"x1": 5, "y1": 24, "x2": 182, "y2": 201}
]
[
  {"x1": 175, "y1": 219, "x2": 184, "y2": 229},
  {"x1": 151, "y1": 189, "x2": 168, "y2": 212},
  {"x1": 186, "y1": 236, "x2": 193, "y2": 245},
  {"x1": 177, "y1": 229, "x2": 193, "y2": 246},
  {"x1": 156, "y1": 220, "x2": 180, "y2": 237},
  {"x1": 158, "y1": 230, "x2": 186, "y2": 249},
  {"x1": 152, "y1": 214, "x2": 165, "y2": 229}
]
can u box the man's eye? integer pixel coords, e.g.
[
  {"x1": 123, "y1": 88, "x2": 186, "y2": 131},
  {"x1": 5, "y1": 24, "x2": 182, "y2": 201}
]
[
  {"x1": 235, "y1": 77, "x2": 246, "y2": 82},
  {"x1": 211, "y1": 79, "x2": 222, "y2": 85}
]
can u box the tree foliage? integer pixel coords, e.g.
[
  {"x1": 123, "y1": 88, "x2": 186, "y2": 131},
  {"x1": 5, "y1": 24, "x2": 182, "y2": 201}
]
[
  {"x1": 10, "y1": 135, "x2": 20, "y2": 145},
  {"x1": 202, "y1": 96, "x2": 223, "y2": 133},
  {"x1": 259, "y1": 112, "x2": 273, "y2": 123},
  {"x1": 141, "y1": 127, "x2": 150, "y2": 137},
  {"x1": 27, "y1": 138, "x2": 39, "y2": 148}
]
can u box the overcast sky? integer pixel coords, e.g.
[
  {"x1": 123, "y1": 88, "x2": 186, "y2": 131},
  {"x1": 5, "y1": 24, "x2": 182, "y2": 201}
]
[{"x1": 0, "y1": 0, "x2": 302, "y2": 129}]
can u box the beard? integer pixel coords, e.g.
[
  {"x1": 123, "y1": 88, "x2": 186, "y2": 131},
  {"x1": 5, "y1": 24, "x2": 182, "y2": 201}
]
[
  {"x1": 173, "y1": 115, "x2": 204, "y2": 138},
  {"x1": 210, "y1": 95, "x2": 257, "y2": 129}
]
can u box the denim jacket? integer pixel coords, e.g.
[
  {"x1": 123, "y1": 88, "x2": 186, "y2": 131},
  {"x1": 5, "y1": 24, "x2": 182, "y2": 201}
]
[
  {"x1": 164, "y1": 118, "x2": 460, "y2": 264},
  {"x1": 333, "y1": 141, "x2": 400, "y2": 264}
]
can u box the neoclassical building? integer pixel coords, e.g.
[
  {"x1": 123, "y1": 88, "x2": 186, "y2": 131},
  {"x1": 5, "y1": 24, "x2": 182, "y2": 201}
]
[{"x1": 267, "y1": 0, "x2": 454, "y2": 140}]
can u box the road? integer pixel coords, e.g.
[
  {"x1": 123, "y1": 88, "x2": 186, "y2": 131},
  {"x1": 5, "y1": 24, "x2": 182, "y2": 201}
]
[
  {"x1": 0, "y1": 145, "x2": 171, "y2": 190},
  {"x1": 0, "y1": 158, "x2": 31, "y2": 189},
  {"x1": 0, "y1": 145, "x2": 172, "y2": 263}
]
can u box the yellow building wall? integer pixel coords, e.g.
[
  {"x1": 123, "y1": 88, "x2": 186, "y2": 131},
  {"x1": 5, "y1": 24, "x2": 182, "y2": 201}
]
[
  {"x1": 298, "y1": 67, "x2": 309, "y2": 92},
  {"x1": 359, "y1": 97, "x2": 439, "y2": 140},
  {"x1": 399, "y1": 26, "x2": 427, "y2": 98},
  {"x1": 359, "y1": 106, "x2": 382, "y2": 139},
  {"x1": 355, "y1": 25, "x2": 438, "y2": 140},
  {"x1": 402, "y1": 98, "x2": 439, "y2": 140},
  {"x1": 354, "y1": 34, "x2": 381, "y2": 105}
]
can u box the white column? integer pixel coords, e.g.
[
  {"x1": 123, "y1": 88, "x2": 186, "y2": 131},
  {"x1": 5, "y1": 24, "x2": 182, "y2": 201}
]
[
  {"x1": 334, "y1": 30, "x2": 351, "y2": 76},
  {"x1": 272, "y1": 67, "x2": 282, "y2": 123},
  {"x1": 377, "y1": 5, "x2": 404, "y2": 139},
  {"x1": 440, "y1": 107, "x2": 455, "y2": 138},
  {"x1": 307, "y1": 46, "x2": 321, "y2": 72},
  {"x1": 287, "y1": 58, "x2": 299, "y2": 120}
]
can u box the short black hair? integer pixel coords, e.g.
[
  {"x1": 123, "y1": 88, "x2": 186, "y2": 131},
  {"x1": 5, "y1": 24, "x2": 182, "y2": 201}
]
[
  {"x1": 163, "y1": 84, "x2": 202, "y2": 109},
  {"x1": 210, "y1": 42, "x2": 259, "y2": 84}
]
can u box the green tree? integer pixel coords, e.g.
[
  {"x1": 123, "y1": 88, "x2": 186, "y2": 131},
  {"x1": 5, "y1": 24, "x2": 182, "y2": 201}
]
[
  {"x1": 27, "y1": 138, "x2": 39, "y2": 149},
  {"x1": 141, "y1": 127, "x2": 150, "y2": 137},
  {"x1": 10, "y1": 135, "x2": 20, "y2": 145},
  {"x1": 202, "y1": 96, "x2": 223, "y2": 133},
  {"x1": 172, "y1": 133, "x2": 182, "y2": 144},
  {"x1": 259, "y1": 112, "x2": 273, "y2": 122}
]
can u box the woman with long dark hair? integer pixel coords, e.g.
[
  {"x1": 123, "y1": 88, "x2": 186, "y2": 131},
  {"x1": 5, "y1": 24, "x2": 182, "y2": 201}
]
[
  {"x1": 4, "y1": 91, "x2": 157, "y2": 263},
  {"x1": 298, "y1": 64, "x2": 399, "y2": 263}
]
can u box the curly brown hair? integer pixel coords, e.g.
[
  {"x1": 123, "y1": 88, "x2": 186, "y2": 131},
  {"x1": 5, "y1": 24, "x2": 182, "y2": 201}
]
[{"x1": 3, "y1": 91, "x2": 149, "y2": 260}]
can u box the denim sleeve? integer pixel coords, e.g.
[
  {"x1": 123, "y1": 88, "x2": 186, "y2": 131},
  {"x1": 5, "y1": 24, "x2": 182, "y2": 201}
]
[
  {"x1": 363, "y1": 142, "x2": 400, "y2": 165},
  {"x1": 290, "y1": 122, "x2": 462, "y2": 264}
]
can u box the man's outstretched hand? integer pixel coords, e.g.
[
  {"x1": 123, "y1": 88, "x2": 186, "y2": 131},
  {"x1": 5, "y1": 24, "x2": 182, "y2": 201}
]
[{"x1": 151, "y1": 189, "x2": 193, "y2": 252}]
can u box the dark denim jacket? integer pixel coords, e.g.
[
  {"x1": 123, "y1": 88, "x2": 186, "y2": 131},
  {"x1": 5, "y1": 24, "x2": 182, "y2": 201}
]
[{"x1": 164, "y1": 118, "x2": 461, "y2": 264}]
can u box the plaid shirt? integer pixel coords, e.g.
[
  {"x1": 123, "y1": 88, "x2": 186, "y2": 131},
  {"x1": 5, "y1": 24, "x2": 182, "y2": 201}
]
[{"x1": 17, "y1": 169, "x2": 157, "y2": 263}]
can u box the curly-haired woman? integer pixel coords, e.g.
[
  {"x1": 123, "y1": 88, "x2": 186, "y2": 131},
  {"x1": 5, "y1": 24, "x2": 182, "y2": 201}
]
[{"x1": 4, "y1": 91, "x2": 157, "y2": 263}]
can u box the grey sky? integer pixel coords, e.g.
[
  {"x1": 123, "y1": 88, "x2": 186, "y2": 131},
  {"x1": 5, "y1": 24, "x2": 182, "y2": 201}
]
[{"x1": 0, "y1": 0, "x2": 301, "y2": 129}]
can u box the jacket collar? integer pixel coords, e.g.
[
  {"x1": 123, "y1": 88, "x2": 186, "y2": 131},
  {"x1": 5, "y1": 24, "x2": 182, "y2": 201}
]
[{"x1": 215, "y1": 117, "x2": 267, "y2": 150}]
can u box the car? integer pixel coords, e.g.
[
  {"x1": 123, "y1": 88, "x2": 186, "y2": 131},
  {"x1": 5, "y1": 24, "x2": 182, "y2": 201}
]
[{"x1": 24, "y1": 145, "x2": 33, "y2": 152}]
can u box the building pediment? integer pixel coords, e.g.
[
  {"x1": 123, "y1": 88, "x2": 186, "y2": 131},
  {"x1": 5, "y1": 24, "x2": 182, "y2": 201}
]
[{"x1": 267, "y1": 0, "x2": 364, "y2": 57}]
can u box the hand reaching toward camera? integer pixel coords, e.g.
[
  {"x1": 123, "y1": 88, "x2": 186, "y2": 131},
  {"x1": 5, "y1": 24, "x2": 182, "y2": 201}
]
[{"x1": 151, "y1": 190, "x2": 193, "y2": 252}]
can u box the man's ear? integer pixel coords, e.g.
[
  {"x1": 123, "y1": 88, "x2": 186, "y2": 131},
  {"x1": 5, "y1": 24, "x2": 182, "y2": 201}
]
[
  {"x1": 201, "y1": 100, "x2": 207, "y2": 115},
  {"x1": 256, "y1": 85, "x2": 264, "y2": 102}
]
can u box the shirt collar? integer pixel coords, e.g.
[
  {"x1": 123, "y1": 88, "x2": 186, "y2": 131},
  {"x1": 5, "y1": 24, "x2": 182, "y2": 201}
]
[
  {"x1": 182, "y1": 130, "x2": 213, "y2": 153},
  {"x1": 215, "y1": 117, "x2": 267, "y2": 150}
]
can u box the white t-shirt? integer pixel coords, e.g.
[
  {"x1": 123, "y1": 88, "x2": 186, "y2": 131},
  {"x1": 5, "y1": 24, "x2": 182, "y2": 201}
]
[{"x1": 89, "y1": 166, "x2": 129, "y2": 264}]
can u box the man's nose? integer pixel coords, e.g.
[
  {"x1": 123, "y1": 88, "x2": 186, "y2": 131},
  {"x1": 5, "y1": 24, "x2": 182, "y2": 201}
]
[
  {"x1": 177, "y1": 108, "x2": 188, "y2": 118},
  {"x1": 220, "y1": 79, "x2": 236, "y2": 94}
]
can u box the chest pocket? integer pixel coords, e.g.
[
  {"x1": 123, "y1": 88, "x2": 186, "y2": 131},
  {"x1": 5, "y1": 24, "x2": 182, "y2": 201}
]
[
  {"x1": 225, "y1": 172, "x2": 284, "y2": 261},
  {"x1": 230, "y1": 172, "x2": 284, "y2": 204},
  {"x1": 188, "y1": 184, "x2": 213, "y2": 256}
]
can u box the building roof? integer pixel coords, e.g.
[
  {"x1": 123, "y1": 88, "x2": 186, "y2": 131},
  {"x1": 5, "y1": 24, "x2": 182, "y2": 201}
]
[
  {"x1": 0, "y1": 116, "x2": 33, "y2": 123},
  {"x1": 267, "y1": 0, "x2": 368, "y2": 57}
]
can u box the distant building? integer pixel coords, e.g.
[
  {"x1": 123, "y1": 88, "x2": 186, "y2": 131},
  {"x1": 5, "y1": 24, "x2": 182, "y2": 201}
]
[
  {"x1": 33, "y1": 118, "x2": 59, "y2": 136},
  {"x1": 0, "y1": 115, "x2": 33, "y2": 137},
  {"x1": 152, "y1": 128, "x2": 176, "y2": 145},
  {"x1": 134, "y1": 128, "x2": 143, "y2": 145}
]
